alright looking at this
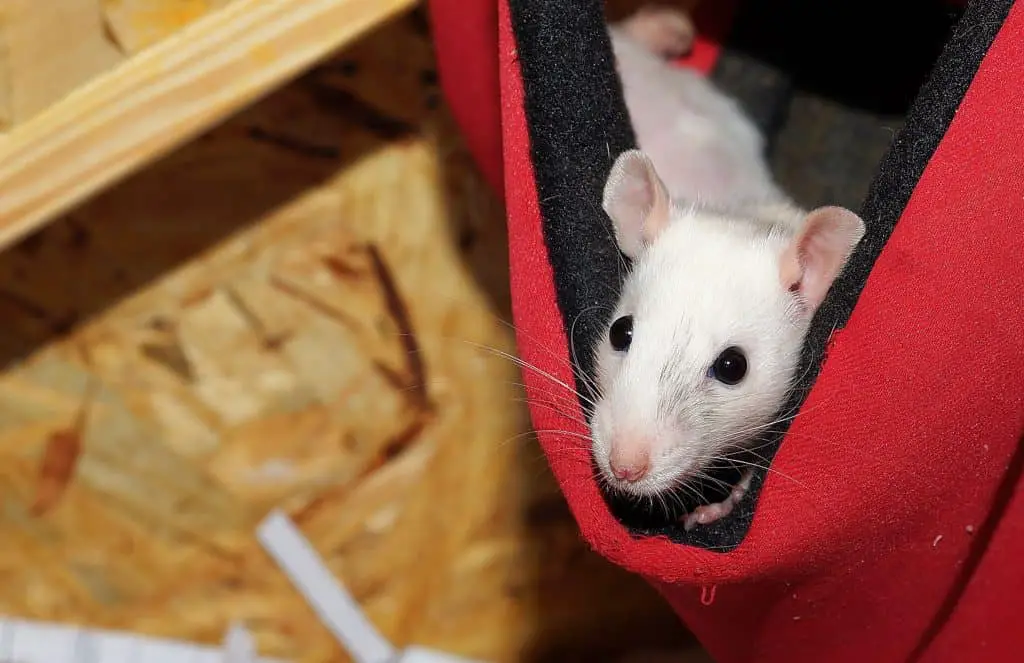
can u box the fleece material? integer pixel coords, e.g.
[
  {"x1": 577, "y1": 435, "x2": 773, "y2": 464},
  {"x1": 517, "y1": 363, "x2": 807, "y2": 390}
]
[{"x1": 428, "y1": 0, "x2": 1024, "y2": 660}]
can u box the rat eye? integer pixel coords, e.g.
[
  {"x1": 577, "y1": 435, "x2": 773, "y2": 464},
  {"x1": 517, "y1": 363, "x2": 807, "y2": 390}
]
[
  {"x1": 609, "y1": 315, "x2": 633, "y2": 352},
  {"x1": 709, "y1": 346, "x2": 747, "y2": 385}
]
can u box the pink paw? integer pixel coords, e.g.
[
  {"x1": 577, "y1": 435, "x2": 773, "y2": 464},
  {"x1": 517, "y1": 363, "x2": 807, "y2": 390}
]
[
  {"x1": 620, "y1": 6, "x2": 697, "y2": 59},
  {"x1": 682, "y1": 470, "x2": 753, "y2": 531}
]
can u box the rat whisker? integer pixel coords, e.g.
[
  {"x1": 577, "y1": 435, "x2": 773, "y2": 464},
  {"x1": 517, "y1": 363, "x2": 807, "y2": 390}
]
[
  {"x1": 526, "y1": 403, "x2": 588, "y2": 426},
  {"x1": 670, "y1": 489, "x2": 694, "y2": 517},
  {"x1": 716, "y1": 408, "x2": 804, "y2": 442},
  {"x1": 511, "y1": 398, "x2": 589, "y2": 427},
  {"x1": 652, "y1": 491, "x2": 665, "y2": 518},
  {"x1": 504, "y1": 381, "x2": 586, "y2": 413},
  {"x1": 662, "y1": 489, "x2": 683, "y2": 514},
  {"x1": 700, "y1": 542, "x2": 744, "y2": 552},
  {"x1": 527, "y1": 428, "x2": 595, "y2": 444},
  {"x1": 489, "y1": 315, "x2": 610, "y2": 384},
  {"x1": 569, "y1": 304, "x2": 613, "y2": 401},
  {"x1": 714, "y1": 395, "x2": 836, "y2": 448},
  {"x1": 498, "y1": 429, "x2": 593, "y2": 453},
  {"x1": 384, "y1": 304, "x2": 597, "y2": 403},
  {"x1": 650, "y1": 493, "x2": 665, "y2": 518},
  {"x1": 707, "y1": 456, "x2": 807, "y2": 490},
  {"x1": 579, "y1": 194, "x2": 632, "y2": 284},
  {"x1": 663, "y1": 472, "x2": 711, "y2": 508},
  {"x1": 677, "y1": 481, "x2": 711, "y2": 509},
  {"x1": 382, "y1": 322, "x2": 600, "y2": 418},
  {"x1": 690, "y1": 469, "x2": 735, "y2": 494},
  {"x1": 459, "y1": 340, "x2": 599, "y2": 410}
]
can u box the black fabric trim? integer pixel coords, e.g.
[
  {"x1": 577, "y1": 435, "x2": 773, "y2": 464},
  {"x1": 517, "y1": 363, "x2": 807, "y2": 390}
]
[
  {"x1": 506, "y1": 0, "x2": 634, "y2": 401},
  {"x1": 507, "y1": 0, "x2": 1011, "y2": 551}
]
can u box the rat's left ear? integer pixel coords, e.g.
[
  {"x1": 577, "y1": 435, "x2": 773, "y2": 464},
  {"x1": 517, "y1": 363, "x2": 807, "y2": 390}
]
[
  {"x1": 602, "y1": 149, "x2": 673, "y2": 259},
  {"x1": 780, "y1": 206, "x2": 866, "y2": 313}
]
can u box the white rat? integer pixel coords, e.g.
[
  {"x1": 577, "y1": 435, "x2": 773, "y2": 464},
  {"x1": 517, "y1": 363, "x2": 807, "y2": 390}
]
[{"x1": 590, "y1": 7, "x2": 866, "y2": 530}]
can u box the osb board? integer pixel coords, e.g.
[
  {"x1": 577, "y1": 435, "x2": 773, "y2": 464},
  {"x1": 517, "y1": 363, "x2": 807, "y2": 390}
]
[{"x1": 0, "y1": 8, "x2": 708, "y2": 663}]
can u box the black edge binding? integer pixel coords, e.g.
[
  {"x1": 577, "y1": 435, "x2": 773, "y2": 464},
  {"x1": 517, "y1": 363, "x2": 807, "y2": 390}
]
[{"x1": 506, "y1": 0, "x2": 1011, "y2": 550}]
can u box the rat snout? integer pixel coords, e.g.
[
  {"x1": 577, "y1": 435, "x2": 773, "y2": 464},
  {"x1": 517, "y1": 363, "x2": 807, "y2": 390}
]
[{"x1": 609, "y1": 437, "x2": 651, "y2": 482}]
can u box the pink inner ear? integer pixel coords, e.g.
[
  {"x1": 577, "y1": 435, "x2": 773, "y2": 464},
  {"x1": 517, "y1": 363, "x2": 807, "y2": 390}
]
[
  {"x1": 780, "y1": 243, "x2": 803, "y2": 294},
  {"x1": 603, "y1": 150, "x2": 673, "y2": 258},
  {"x1": 643, "y1": 158, "x2": 672, "y2": 242},
  {"x1": 798, "y1": 226, "x2": 841, "y2": 305},
  {"x1": 783, "y1": 206, "x2": 865, "y2": 312}
]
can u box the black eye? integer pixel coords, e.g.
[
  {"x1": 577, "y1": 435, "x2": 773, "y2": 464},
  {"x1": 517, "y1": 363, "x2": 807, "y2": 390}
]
[
  {"x1": 709, "y1": 346, "x2": 747, "y2": 385},
  {"x1": 609, "y1": 315, "x2": 633, "y2": 352}
]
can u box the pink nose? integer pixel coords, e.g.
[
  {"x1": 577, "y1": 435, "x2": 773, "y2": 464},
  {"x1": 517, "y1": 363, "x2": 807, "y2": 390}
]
[{"x1": 609, "y1": 445, "x2": 650, "y2": 482}]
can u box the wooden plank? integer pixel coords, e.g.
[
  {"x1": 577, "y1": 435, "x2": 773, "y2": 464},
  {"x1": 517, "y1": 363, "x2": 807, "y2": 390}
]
[
  {"x1": 0, "y1": 9, "x2": 9, "y2": 127},
  {"x1": 0, "y1": 0, "x2": 415, "y2": 252},
  {"x1": 101, "y1": 0, "x2": 236, "y2": 54},
  {"x1": 0, "y1": 0, "x2": 124, "y2": 129}
]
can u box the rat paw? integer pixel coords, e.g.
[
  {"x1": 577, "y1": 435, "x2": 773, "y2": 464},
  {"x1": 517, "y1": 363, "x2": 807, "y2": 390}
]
[
  {"x1": 683, "y1": 500, "x2": 736, "y2": 531},
  {"x1": 682, "y1": 470, "x2": 753, "y2": 531},
  {"x1": 620, "y1": 6, "x2": 697, "y2": 59}
]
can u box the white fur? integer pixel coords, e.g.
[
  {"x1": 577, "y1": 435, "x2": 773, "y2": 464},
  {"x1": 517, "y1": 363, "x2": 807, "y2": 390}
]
[
  {"x1": 591, "y1": 207, "x2": 809, "y2": 496},
  {"x1": 590, "y1": 22, "x2": 842, "y2": 498},
  {"x1": 608, "y1": 23, "x2": 788, "y2": 208}
]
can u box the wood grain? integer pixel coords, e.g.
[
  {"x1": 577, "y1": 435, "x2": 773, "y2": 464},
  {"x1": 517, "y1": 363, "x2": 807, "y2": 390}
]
[
  {"x1": 0, "y1": 0, "x2": 415, "y2": 253},
  {"x1": 102, "y1": 0, "x2": 236, "y2": 54},
  {"x1": 0, "y1": 0, "x2": 124, "y2": 128}
]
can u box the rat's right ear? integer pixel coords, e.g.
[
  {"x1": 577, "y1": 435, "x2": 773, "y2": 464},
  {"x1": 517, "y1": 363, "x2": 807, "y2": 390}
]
[
  {"x1": 780, "y1": 206, "x2": 866, "y2": 313},
  {"x1": 602, "y1": 149, "x2": 672, "y2": 259}
]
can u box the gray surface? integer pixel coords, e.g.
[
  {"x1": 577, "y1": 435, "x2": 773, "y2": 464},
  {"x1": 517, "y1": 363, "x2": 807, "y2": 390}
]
[{"x1": 770, "y1": 92, "x2": 904, "y2": 211}]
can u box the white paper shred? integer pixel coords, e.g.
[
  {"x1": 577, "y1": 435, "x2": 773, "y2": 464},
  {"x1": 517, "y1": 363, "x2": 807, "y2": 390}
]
[
  {"x1": 255, "y1": 509, "x2": 487, "y2": 663},
  {"x1": 0, "y1": 616, "x2": 284, "y2": 663},
  {"x1": 0, "y1": 512, "x2": 487, "y2": 663}
]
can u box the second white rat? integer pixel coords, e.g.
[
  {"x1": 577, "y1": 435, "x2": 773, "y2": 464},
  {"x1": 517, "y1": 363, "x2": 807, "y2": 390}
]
[{"x1": 590, "y1": 7, "x2": 866, "y2": 530}]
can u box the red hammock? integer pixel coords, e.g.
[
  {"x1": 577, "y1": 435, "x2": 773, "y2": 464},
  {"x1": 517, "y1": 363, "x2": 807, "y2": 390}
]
[{"x1": 426, "y1": 1, "x2": 1024, "y2": 661}]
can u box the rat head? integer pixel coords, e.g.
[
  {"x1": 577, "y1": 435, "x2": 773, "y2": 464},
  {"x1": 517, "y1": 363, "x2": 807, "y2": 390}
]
[{"x1": 590, "y1": 149, "x2": 865, "y2": 498}]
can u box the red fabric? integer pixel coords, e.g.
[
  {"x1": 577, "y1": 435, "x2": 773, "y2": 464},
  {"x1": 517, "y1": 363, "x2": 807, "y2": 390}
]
[
  {"x1": 673, "y1": 0, "x2": 736, "y2": 74},
  {"x1": 426, "y1": 0, "x2": 503, "y2": 193},
  {"x1": 434, "y1": 0, "x2": 1024, "y2": 661}
]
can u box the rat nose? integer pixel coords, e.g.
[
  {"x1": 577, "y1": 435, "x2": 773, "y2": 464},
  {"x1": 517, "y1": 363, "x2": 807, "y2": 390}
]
[{"x1": 609, "y1": 443, "x2": 650, "y2": 482}]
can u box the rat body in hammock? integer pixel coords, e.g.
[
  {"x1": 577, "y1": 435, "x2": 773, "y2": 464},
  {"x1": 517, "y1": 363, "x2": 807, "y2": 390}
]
[{"x1": 590, "y1": 7, "x2": 865, "y2": 530}]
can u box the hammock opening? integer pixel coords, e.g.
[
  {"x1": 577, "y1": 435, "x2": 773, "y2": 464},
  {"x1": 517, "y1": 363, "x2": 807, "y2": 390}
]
[{"x1": 588, "y1": 0, "x2": 968, "y2": 544}]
